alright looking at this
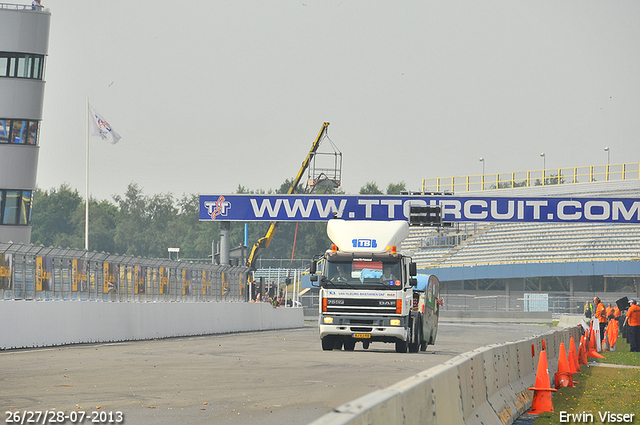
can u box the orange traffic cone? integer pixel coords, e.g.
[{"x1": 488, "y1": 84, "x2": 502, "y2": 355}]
[
  {"x1": 528, "y1": 350, "x2": 557, "y2": 414},
  {"x1": 587, "y1": 329, "x2": 605, "y2": 359},
  {"x1": 578, "y1": 335, "x2": 588, "y2": 366},
  {"x1": 554, "y1": 343, "x2": 574, "y2": 388},
  {"x1": 568, "y1": 337, "x2": 580, "y2": 374},
  {"x1": 608, "y1": 320, "x2": 619, "y2": 351}
]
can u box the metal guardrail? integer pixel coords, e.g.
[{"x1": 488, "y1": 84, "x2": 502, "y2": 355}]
[
  {"x1": 0, "y1": 242, "x2": 250, "y2": 302},
  {"x1": 439, "y1": 293, "x2": 635, "y2": 314},
  {"x1": 301, "y1": 291, "x2": 635, "y2": 315},
  {"x1": 425, "y1": 255, "x2": 640, "y2": 269},
  {"x1": 422, "y1": 162, "x2": 640, "y2": 193},
  {"x1": 254, "y1": 258, "x2": 310, "y2": 269},
  {"x1": 302, "y1": 292, "x2": 574, "y2": 314}
]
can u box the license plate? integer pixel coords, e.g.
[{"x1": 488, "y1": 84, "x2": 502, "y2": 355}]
[{"x1": 353, "y1": 333, "x2": 371, "y2": 339}]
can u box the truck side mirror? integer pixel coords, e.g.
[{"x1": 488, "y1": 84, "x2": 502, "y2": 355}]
[
  {"x1": 409, "y1": 262, "x2": 417, "y2": 277},
  {"x1": 309, "y1": 260, "x2": 317, "y2": 275},
  {"x1": 319, "y1": 275, "x2": 327, "y2": 288}
]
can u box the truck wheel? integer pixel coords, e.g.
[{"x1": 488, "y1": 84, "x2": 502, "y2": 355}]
[
  {"x1": 321, "y1": 337, "x2": 334, "y2": 351},
  {"x1": 409, "y1": 322, "x2": 421, "y2": 353},
  {"x1": 420, "y1": 341, "x2": 427, "y2": 351},
  {"x1": 395, "y1": 340, "x2": 408, "y2": 353},
  {"x1": 343, "y1": 340, "x2": 356, "y2": 351}
]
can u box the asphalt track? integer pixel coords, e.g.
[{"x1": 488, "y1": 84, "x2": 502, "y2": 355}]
[{"x1": 1, "y1": 321, "x2": 550, "y2": 425}]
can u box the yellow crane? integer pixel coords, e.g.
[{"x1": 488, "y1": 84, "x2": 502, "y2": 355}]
[{"x1": 246, "y1": 122, "x2": 331, "y2": 269}]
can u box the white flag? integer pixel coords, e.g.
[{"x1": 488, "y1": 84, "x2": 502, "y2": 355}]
[{"x1": 88, "y1": 104, "x2": 121, "y2": 144}]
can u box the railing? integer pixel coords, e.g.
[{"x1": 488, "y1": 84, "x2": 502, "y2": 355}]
[
  {"x1": 428, "y1": 255, "x2": 640, "y2": 269},
  {"x1": 302, "y1": 291, "x2": 632, "y2": 314},
  {"x1": 254, "y1": 257, "x2": 310, "y2": 269},
  {"x1": 0, "y1": 3, "x2": 46, "y2": 11},
  {"x1": 438, "y1": 293, "x2": 633, "y2": 314},
  {"x1": 422, "y1": 162, "x2": 640, "y2": 193},
  {"x1": 0, "y1": 242, "x2": 250, "y2": 302}
]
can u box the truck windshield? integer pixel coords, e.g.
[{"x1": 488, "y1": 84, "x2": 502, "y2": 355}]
[{"x1": 326, "y1": 260, "x2": 402, "y2": 288}]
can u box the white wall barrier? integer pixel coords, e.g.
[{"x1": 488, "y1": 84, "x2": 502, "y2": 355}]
[
  {"x1": 0, "y1": 301, "x2": 304, "y2": 350},
  {"x1": 309, "y1": 326, "x2": 581, "y2": 425}
]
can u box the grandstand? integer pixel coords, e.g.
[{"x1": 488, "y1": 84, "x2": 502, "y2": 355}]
[
  {"x1": 403, "y1": 164, "x2": 640, "y2": 310},
  {"x1": 404, "y1": 222, "x2": 640, "y2": 268}
]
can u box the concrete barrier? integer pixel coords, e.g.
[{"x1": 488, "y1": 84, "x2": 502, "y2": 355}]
[
  {"x1": 557, "y1": 314, "x2": 586, "y2": 328},
  {"x1": 308, "y1": 325, "x2": 583, "y2": 425},
  {"x1": 0, "y1": 300, "x2": 304, "y2": 349}
]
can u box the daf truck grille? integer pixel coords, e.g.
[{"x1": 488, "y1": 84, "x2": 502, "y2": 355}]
[{"x1": 325, "y1": 298, "x2": 397, "y2": 315}]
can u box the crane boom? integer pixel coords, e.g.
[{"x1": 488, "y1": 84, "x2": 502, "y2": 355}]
[{"x1": 246, "y1": 122, "x2": 330, "y2": 269}]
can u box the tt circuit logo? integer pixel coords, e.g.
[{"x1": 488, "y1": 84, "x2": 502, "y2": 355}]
[{"x1": 204, "y1": 196, "x2": 231, "y2": 220}]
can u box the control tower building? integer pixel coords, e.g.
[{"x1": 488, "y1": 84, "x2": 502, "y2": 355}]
[{"x1": 0, "y1": 4, "x2": 50, "y2": 243}]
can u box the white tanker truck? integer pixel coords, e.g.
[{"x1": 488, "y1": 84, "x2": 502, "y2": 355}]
[{"x1": 310, "y1": 219, "x2": 440, "y2": 353}]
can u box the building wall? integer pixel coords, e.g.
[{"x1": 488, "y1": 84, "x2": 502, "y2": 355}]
[{"x1": 0, "y1": 5, "x2": 50, "y2": 244}]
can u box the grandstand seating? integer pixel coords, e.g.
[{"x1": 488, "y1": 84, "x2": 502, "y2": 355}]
[
  {"x1": 405, "y1": 222, "x2": 640, "y2": 269},
  {"x1": 404, "y1": 178, "x2": 640, "y2": 269}
]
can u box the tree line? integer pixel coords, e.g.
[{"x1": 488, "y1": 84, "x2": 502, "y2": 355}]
[{"x1": 30, "y1": 181, "x2": 406, "y2": 262}]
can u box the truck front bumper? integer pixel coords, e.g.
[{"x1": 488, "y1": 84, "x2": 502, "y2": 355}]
[{"x1": 319, "y1": 314, "x2": 408, "y2": 342}]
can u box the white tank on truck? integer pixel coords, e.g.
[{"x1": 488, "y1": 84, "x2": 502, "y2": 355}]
[{"x1": 310, "y1": 219, "x2": 440, "y2": 352}]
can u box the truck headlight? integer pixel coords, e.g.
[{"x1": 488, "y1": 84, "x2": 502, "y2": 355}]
[
  {"x1": 323, "y1": 316, "x2": 334, "y2": 324},
  {"x1": 390, "y1": 319, "x2": 401, "y2": 326}
]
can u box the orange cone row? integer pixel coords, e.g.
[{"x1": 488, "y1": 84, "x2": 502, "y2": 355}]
[
  {"x1": 529, "y1": 334, "x2": 586, "y2": 414},
  {"x1": 535, "y1": 319, "x2": 623, "y2": 412},
  {"x1": 529, "y1": 319, "x2": 623, "y2": 415}
]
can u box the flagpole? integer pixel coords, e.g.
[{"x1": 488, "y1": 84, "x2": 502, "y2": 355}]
[{"x1": 85, "y1": 98, "x2": 89, "y2": 251}]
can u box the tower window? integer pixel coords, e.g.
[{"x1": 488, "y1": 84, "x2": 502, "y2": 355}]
[
  {"x1": 0, "y1": 52, "x2": 45, "y2": 80},
  {"x1": 0, "y1": 190, "x2": 33, "y2": 226},
  {"x1": 0, "y1": 119, "x2": 39, "y2": 145}
]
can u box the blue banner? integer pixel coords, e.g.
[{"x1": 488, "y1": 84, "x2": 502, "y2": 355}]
[{"x1": 199, "y1": 195, "x2": 640, "y2": 223}]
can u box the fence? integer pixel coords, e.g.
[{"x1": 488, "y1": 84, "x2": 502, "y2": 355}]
[
  {"x1": 439, "y1": 291, "x2": 636, "y2": 314},
  {"x1": 0, "y1": 242, "x2": 250, "y2": 302},
  {"x1": 253, "y1": 257, "x2": 310, "y2": 269},
  {"x1": 421, "y1": 162, "x2": 640, "y2": 193},
  {"x1": 0, "y1": 2, "x2": 48, "y2": 11},
  {"x1": 300, "y1": 290, "x2": 637, "y2": 315}
]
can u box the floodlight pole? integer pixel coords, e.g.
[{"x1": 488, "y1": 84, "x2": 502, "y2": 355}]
[{"x1": 85, "y1": 98, "x2": 89, "y2": 251}]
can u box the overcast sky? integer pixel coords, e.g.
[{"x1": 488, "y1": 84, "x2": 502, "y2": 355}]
[{"x1": 25, "y1": 1, "x2": 640, "y2": 201}]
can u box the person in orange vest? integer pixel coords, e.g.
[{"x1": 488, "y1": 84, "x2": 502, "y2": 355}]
[
  {"x1": 594, "y1": 297, "x2": 607, "y2": 342},
  {"x1": 614, "y1": 304, "x2": 622, "y2": 330},
  {"x1": 623, "y1": 299, "x2": 640, "y2": 352},
  {"x1": 606, "y1": 303, "x2": 614, "y2": 321}
]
